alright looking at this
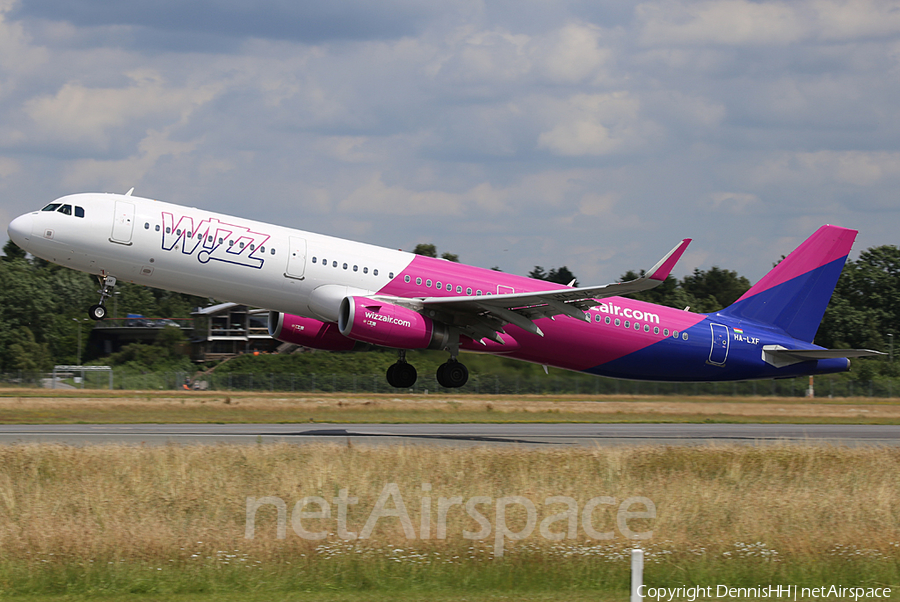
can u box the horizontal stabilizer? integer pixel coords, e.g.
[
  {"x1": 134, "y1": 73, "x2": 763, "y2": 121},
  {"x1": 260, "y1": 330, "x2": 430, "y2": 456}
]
[{"x1": 762, "y1": 345, "x2": 884, "y2": 368}]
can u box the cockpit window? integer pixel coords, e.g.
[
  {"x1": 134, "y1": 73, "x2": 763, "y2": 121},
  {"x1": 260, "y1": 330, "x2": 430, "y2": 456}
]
[
  {"x1": 41, "y1": 203, "x2": 61, "y2": 212},
  {"x1": 57, "y1": 204, "x2": 72, "y2": 215},
  {"x1": 74, "y1": 206, "x2": 84, "y2": 218}
]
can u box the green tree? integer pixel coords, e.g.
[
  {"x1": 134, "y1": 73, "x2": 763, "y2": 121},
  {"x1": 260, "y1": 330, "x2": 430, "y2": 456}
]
[
  {"x1": 680, "y1": 267, "x2": 750, "y2": 312},
  {"x1": 816, "y1": 245, "x2": 900, "y2": 357},
  {"x1": 413, "y1": 244, "x2": 437, "y2": 258},
  {"x1": 529, "y1": 266, "x2": 579, "y2": 286},
  {"x1": 2, "y1": 239, "x2": 26, "y2": 262},
  {"x1": 8, "y1": 327, "x2": 51, "y2": 372}
]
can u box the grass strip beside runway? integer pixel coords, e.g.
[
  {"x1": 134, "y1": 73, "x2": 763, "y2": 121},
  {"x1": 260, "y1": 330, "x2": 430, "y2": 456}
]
[
  {"x1": 0, "y1": 443, "x2": 897, "y2": 598},
  {"x1": 2, "y1": 389, "x2": 900, "y2": 424}
]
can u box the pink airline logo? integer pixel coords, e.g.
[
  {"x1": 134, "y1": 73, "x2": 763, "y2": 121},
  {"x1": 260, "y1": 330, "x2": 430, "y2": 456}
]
[{"x1": 161, "y1": 212, "x2": 271, "y2": 269}]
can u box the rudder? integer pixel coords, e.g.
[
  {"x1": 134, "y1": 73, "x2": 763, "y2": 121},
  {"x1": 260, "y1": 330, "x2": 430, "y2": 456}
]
[{"x1": 719, "y1": 225, "x2": 857, "y2": 343}]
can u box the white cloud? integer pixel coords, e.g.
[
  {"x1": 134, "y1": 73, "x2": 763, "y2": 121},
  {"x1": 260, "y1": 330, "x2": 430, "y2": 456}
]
[
  {"x1": 757, "y1": 151, "x2": 900, "y2": 187},
  {"x1": 530, "y1": 23, "x2": 611, "y2": 84},
  {"x1": 23, "y1": 71, "x2": 220, "y2": 151},
  {"x1": 537, "y1": 92, "x2": 645, "y2": 156},
  {"x1": 637, "y1": 0, "x2": 900, "y2": 47},
  {"x1": 709, "y1": 191, "x2": 760, "y2": 214},
  {"x1": 637, "y1": 0, "x2": 806, "y2": 46},
  {"x1": 61, "y1": 127, "x2": 200, "y2": 190}
]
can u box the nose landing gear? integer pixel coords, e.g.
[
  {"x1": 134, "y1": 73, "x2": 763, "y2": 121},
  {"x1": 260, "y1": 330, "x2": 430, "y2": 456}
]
[{"x1": 87, "y1": 275, "x2": 117, "y2": 321}]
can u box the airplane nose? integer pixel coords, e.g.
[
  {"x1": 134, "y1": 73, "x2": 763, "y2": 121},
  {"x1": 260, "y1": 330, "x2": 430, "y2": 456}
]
[{"x1": 7, "y1": 213, "x2": 33, "y2": 251}]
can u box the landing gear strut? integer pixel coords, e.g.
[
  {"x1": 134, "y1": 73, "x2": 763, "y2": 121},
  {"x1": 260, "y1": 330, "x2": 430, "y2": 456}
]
[
  {"x1": 386, "y1": 350, "x2": 418, "y2": 388},
  {"x1": 88, "y1": 275, "x2": 117, "y2": 321}
]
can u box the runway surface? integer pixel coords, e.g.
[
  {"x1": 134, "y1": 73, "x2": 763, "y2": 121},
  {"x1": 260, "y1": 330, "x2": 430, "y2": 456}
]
[{"x1": 0, "y1": 423, "x2": 897, "y2": 447}]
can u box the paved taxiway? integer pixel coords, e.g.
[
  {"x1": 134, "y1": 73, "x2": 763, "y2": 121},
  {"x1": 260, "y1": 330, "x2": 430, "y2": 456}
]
[{"x1": 0, "y1": 423, "x2": 897, "y2": 447}]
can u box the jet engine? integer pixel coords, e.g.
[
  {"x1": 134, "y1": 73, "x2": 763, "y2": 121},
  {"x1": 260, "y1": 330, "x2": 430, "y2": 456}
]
[
  {"x1": 268, "y1": 312, "x2": 357, "y2": 351},
  {"x1": 338, "y1": 296, "x2": 450, "y2": 349}
]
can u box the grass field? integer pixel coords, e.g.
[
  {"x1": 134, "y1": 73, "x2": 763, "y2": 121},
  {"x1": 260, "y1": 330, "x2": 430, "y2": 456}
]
[
  {"x1": 2, "y1": 389, "x2": 900, "y2": 424},
  {"x1": 0, "y1": 443, "x2": 898, "y2": 600}
]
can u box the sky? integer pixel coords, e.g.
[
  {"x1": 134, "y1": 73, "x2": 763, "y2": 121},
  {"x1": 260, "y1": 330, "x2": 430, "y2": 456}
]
[{"x1": 1, "y1": 0, "x2": 899, "y2": 284}]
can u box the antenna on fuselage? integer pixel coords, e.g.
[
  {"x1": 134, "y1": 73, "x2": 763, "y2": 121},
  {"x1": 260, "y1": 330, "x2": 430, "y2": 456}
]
[{"x1": 125, "y1": 187, "x2": 134, "y2": 196}]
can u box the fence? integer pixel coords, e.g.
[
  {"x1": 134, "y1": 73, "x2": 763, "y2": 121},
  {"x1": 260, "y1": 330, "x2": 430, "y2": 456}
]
[{"x1": 2, "y1": 370, "x2": 898, "y2": 398}]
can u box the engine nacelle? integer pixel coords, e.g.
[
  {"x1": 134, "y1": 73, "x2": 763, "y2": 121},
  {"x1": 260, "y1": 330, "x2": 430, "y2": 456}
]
[
  {"x1": 338, "y1": 296, "x2": 450, "y2": 349},
  {"x1": 268, "y1": 312, "x2": 357, "y2": 351}
]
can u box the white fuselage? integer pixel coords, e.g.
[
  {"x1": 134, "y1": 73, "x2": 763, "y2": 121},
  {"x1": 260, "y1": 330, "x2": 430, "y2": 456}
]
[{"x1": 14, "y1": 192, "x2": 418, "y2": 323}]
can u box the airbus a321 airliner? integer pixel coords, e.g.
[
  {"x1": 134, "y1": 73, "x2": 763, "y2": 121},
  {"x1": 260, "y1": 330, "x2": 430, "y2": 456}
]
[{"x1": 6, "y1": 191, "x2": 880, "y2": 388}]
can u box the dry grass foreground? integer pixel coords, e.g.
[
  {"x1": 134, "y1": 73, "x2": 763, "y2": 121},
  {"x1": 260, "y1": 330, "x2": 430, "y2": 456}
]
[
  {"x1": 0, "y1": 442, "x2": 899, "y2": 597},
  {"x1": 2, "y1": 389, "x2": 900, "y2": 423}
]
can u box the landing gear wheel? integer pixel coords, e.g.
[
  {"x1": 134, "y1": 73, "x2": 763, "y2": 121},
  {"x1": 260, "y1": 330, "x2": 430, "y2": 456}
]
[
  {"x1": 88, "y1": 275, "x2": 117, "y2": 322},
  {"x1": 386, "y1": 361, "x2": 417, "y2": 388},
  {"x1": 88, "y1": 304, "x2": 107, "y2": 321},
  {"x1": 437, "y1": 359, "x2": 468, "y2": 388}
]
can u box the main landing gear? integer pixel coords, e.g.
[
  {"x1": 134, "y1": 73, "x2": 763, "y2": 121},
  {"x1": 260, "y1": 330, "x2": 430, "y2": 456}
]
[
  {"x1": 385, "y1": 344, "x2": 470, "y2": 389},
  {"x1": 87, "y1": 275, "x2": 117, "y2": 321}
]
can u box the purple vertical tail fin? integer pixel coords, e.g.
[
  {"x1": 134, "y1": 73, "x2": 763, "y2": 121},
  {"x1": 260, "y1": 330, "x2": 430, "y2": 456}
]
[{"x1": 719, "y1": 225, "x2": 857, "y2": 343}]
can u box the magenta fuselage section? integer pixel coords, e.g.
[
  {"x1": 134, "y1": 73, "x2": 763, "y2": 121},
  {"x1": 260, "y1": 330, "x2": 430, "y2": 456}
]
[{"x1": 373, "y1": 255, "x2": 848, "y2": 382}]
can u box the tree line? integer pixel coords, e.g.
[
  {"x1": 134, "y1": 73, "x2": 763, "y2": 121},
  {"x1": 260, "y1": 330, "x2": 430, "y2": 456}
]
[{"x1": 2, "y1": 239, "x2": 898, "y2": 376}]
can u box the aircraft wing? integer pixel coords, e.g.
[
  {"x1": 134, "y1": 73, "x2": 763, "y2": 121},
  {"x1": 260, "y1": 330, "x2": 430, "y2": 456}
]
[{"x1": 382, "y1": 238, "x2": 691, "y2": 344}]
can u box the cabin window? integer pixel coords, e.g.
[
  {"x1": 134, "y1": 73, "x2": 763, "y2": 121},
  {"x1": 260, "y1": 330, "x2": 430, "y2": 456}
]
[
  {"x1": 663, "y1": 329, "x2": 669, "y2": 337},
  {"x1": 312, "y1": 257, "x2": 317, "y2": 263},
  {"x1": 177, "y1": 229, "x2": 182, "y2": 236},
  {"x1": 404, "y1": 275, "x2": 411, "y2": 283},
  {"x1": 363, "y1": 267, "x2": 368, "y2": 274},
  {"x1": 144, "y1": 222, "x2": 150, "y2": 229},
  {"x1": 682, "y1": 332, "x2": 689, "y2": 340},
  {"x1": 270, "y1": 248, "x2": 275, "y2": 255},
  {"x1": 673, "y1": 331, "x2": 679, "y2": 338},
  {"x1": 634, "y1": 323, "x2": 640, "y2": 330},
  {"x1": 446, "y1": 284, "x2": 452, "y2": 291},
  {"x1": 436, "y1": 281, "x2": 442, "y2": 289},
  {"x1": 615, "y1": 318, "x2": 620, "y2": 326},
  {"x1": 353, "y1": 265, "x2": 358, "y2": 272},
  {"x1": 239, "y1": 242, "x2": 245, "y2": 249},
  {"x1": 594, "y1": 314, "x2": 601, "y2": 323},
  {"x1": 155, "y1": 225, "x2": 160, "y2": 232},
  {"x1": 74, "y1": 207, "x2": 84, "y2": 218},
  {"x1": 332, "y1": 261, "x2": 337, "y2": 268},
  {"x1": 605, "y1": 316, "x2": 611, "y2": 325},
  {"x1": 476, "y1": 290, "x2": 482, "y2": 296},
  {"x1": 644, "y1": 324, "x2": 650, "y2": 332},
  {"x1": 456, "y1": 285, "x2": 462, "y2": 293},
  {"x1": 466, "y1": 288, "x2": 472, "y2": 295},
  {"x1": 654, "y1": 327, "x2": 660, "y2": 334},
  {"x1": 260, "y1": 246, "x2": 265, "y2": 253},
  {"x1": 41, "y1": 203, "x2": 61, "y2": 212},
  {"x1": 250, "y1": 244, "x2": 255, "y2": 251},
  {"x1": 218, "y1": 237, "x2": 223, "y2": 244},
  {"x1": 375, "y1": 269, "x2": 381, "y2": 276},
  {"x1": 229, "y1": 240, "x2": 234, "y2": 247},
  {"x1": 416, "y1": 277, "x2": 422, "y2": 285},
  {"x1": 343, "y1": 263, "x2": 348, "y2": 270}
]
